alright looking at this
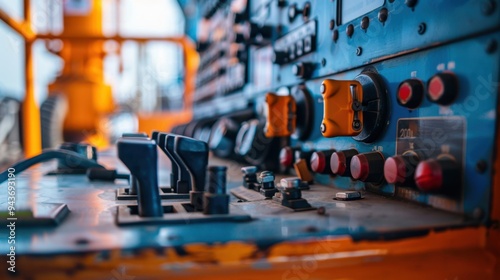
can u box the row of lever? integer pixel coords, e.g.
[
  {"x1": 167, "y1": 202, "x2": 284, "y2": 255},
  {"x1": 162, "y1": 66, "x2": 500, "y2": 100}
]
[{"x1": 117, "y1": 131, "x2": 210, "y2": 217}]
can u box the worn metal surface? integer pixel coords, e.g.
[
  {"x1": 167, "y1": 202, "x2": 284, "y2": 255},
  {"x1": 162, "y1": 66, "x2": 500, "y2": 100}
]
[{"x1": 0, "y1": 152, "x2": 477, "y2": 256}]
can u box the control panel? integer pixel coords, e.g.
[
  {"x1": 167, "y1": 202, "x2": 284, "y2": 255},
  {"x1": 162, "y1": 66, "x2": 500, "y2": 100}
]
[
  {"x1": 1, "y1": 0, "x2": 500, "y2": 277},
  {"x1": 186, "y1": 0, "x2": 500, "y2": 219}
]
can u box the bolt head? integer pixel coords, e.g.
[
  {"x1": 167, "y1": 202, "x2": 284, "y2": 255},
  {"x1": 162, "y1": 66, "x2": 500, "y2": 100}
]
[{"x1": 320, "y1": 123, "x2": 326, "y2": 133}]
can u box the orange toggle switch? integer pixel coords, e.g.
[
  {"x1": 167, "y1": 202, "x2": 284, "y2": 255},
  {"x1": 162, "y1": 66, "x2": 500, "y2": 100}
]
[
  {"x1": 264, "y1": 93, "x2": 297, "y2": 137},
  {"x1": 320, "y1": 79, "x2": 364, "y2": 137}
]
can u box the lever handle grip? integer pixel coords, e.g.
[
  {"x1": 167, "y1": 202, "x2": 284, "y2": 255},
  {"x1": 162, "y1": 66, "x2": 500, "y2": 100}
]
[
  {"x1": 165, "y1": 134, "x2": 191, "y2": 193},
  {"x1": 157, "y1": 133, "x2": 181, "y2": 192},
  {"x1": 117, "y1": 138, "x2": 163, "y2": 217},
  {"x1": 174, "y1": 136, "x2": 209, "y2": 192}
]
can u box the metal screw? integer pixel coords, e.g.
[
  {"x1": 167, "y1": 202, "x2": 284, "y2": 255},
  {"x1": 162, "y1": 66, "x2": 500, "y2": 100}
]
[
  {"x1": 486, "y1": 39, "x2": 498, "y2": 54},
  {"x1": 356, "y1": 47, "x2": 363, "y2": 56},
  {"x1": 352, "y1": 120, "x2": 362, "y2": 131},
  {"x1": 378, "y1": 8, "x2": 388, "y2": 23},
  {"x1": 476, "y1": 160, "x2": 488, "y2": 174},
  {"x1": 352, "y1": 100, "x2": 362, "y2": 111},
  {"x1": 329, "y1": 19, "x2": 335, "y2": 30},
  {"x1": 320, "y1": 123, "x2": 326, "y2": 133},
  {"x1": 320, "y1": 84, "x2": 326, "y2": 94},
  {"x1": 321, "y1": 58, "x2": 327, "y2": 66},
  {"x1": 332, "y1": 30, "x2": 339, "y2": 42},
  {"x1": 418, "y1": 23, "x2": 426, "y2": 35}
]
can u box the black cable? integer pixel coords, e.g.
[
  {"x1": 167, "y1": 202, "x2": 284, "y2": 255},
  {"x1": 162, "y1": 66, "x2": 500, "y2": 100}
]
[
  {"x1": 86, "y1": 167, "x2": 129, "y2": 182},
  {"x1": 0, "y1": 149, "x2": 105, "y2": 184}
]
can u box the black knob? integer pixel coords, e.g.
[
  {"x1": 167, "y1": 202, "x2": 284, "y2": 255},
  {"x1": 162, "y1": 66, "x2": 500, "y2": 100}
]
[
  {"x1": 427, "y1": 73, "x2": 459, "y2": 106},
  {"x1": 174, "y1": 136, "x2": 209, "y2": 210},
  {"x1": 292, "y1": 62, "x2": 315, "y2": 79},
  {"x1": 288, "y1": 2, "x2": 310, "y2": 22},
  {"x1": 288, "y1": 3, "x2": 300, "y2": 22},
  {"x1": 235, "y1": 33, "x2": 246, "y2": 43},
  {"x1": 197, "y1": 41, "x2": 209, "y2": 52},
  {"x1": 330, "y1": 149, "x2": 359, "y2": 177},
  {"x1": 397, "y1": 79, "x2": 424, "y2": 109},
  {"x1": 204, "y1": 166, "x2": 230, "y2": 215},
  {"x1": 117, "y1": 138, "x2": 163, "y2": 217},
  {"x1": 236, "y1": 49, "x2": 247, "y2": 61},
  {"x1": 272, "y1": 50, "x2": 288, "y2": 64},
  {"x1": 209, "y1": 118, "x2": 239, "y2": 158},
  {"x1": 234, "y1": 12, "x2": 247, "y2": 24},
  {"x1": 250, "y1": 23, "x2": 273, "y2": 39},
  {"x1": 350, "y1": 152, "x2": 385, "y2": 183},
  {"x1": 157, "y1": 133, "x2": 180, "y2": 192}
]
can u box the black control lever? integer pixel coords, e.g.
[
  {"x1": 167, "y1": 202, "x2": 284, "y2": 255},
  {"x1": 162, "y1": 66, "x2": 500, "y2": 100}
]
[
  {"x1": 117, "y1": 138, "x2": 163, "y2": 217},
  {"x1": 121, "y1": 133, "x2": 149, "y2": 195},
  {"x1": 174, "y1": 136, "x2": 209, "y2": 210},
  {"x1": 157, "y1": 133, "x2": 181, "y2": 193},
  {"x1": 165, "y1": 134, "x2": 191, "y2": 194},
  {"x1": 151, "y1": 131, "x2": 159, "y2": 142}
]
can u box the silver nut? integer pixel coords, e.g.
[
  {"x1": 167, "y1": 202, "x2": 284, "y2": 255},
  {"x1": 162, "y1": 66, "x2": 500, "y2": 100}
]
[{"x1": 335, "y1": 191, "x2": 362, "y2": 201}]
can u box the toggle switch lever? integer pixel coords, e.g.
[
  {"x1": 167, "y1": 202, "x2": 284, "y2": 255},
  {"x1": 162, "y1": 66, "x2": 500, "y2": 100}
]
[
  {"x1": 121, "y1": 133, "x2": 149, "y2": 195},
  {"x1": 174, "y1": 136, "x2": 209, "y2": 211},
  {"x1": 165, "y1": 134, "x2": 191, "y2": 194},
  {"x1": 157, "y1": 133, "x2": 181, "y2": 192},
  {"x1": 117, "y1": 138, "x2": 163, "y2": 217}
]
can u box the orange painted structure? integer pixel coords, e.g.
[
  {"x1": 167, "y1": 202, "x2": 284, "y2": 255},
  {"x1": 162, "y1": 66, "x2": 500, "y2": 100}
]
[{"x1": 0, "y1": 0, "x2": 198, "y2": 155}]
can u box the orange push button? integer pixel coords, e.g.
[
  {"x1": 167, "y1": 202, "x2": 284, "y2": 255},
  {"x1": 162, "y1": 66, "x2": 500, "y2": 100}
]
[
  {"x1": 320, "y1": 79, "x2": 363, "y2": 137},
  {"x1": 264, "y1": 93, "x2": 297, "y2": 138}
]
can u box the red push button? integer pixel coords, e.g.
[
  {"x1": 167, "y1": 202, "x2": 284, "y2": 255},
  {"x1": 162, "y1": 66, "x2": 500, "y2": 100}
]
[
  {"x1": 414, "y1": 159, "x2": 443, "y2": 192},
  {"x1": 280, "y1": 146, "x2": 296, "y2": 168},
  {"x1": 330, "y1": 149, "x2": 358, "y2": 177},
  {"x1": 414, "y1": 158, "x2": 460, "y2": 193},
  {"x1": 427, "y1": 73, "x2": 459, "y2": 105},
  {"x1": 397, "y1": 79, "x2": 424, "y2": 109},
  {"x1": 310, "y1": 150, "x2": 335, "y2": 174},
  {"x1": 384, "y1": 155, "x2": 420, "y2": 185},
  {"x1": 350, "y1": 152, "x2": 385, "y2": 183}
]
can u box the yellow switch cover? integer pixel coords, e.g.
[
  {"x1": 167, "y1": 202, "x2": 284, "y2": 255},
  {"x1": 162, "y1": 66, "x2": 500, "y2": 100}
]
[
  {"x1": 320, "y1": 79, "x2": 364, "y2": 137},
  {"x1": 264, "y1": 93, "x2": 297, "y2": 137}
]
